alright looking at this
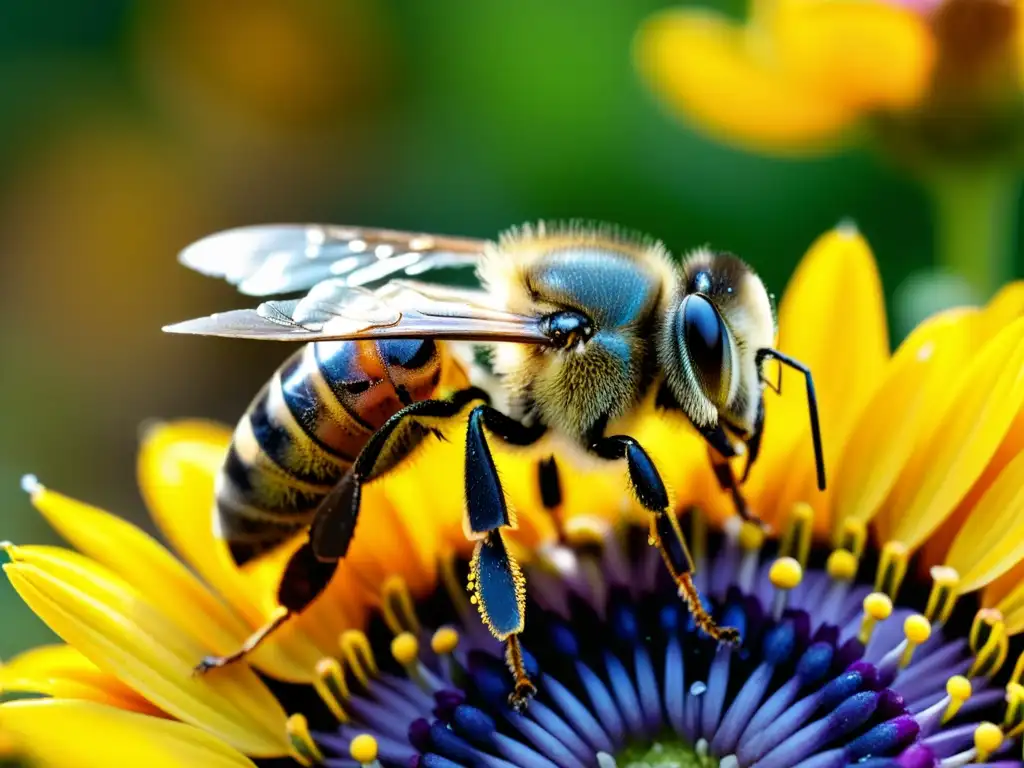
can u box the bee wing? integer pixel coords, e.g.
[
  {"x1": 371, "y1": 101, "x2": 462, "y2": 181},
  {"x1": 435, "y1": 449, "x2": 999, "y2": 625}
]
[
  {"x1": 177, "y1": 224, "x2": 487, "y2": 297},
  {"x1": 163, "y1": 279, "x2": 549, "y2": 345}
]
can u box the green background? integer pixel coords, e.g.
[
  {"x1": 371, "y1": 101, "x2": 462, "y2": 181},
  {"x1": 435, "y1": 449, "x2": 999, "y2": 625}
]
[{"x1": 0, "y1": 0, "x2": 1019, "y2": 658}]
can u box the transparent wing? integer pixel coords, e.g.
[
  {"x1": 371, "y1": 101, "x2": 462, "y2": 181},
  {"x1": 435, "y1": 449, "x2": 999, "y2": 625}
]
[
  {"x1": 163, "y1": 279, "x2": 548, "y2": 345},
  {"x1": 178, "y1": 224, "x2": 487, "y2": 297}
]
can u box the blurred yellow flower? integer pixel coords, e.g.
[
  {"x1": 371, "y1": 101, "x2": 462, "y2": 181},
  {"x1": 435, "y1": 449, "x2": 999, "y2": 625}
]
[{"x1": 2, "y1": 225, "x2": 1024, "y2": 766}]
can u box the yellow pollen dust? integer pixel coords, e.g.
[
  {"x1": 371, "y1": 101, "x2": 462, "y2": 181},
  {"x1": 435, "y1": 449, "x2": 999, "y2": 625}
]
[
  {"x1": 739, "y1": 521, "x2": 765, "y2": 552},
  {"x1": 431, "y1": 626, "x2": 460, "y2": 655},
  {"x1": 942, "y1": 675, "x2": 971, "y2": 724},
  {"x1": 391, "y1": 632, "x2": 420, "y2": 667},
  {"x1": 350, "y1": 734, "x2": 379, "y2": 764},
  {"x1": 974, "y1": 722, "x2": 1003, "y2": 759},
  {"x1": 769, "y1": 557, "x2": 802, "y2": 590},
  {"x1": 826, "y1": 549, "x2": 858, "y2": 582}
]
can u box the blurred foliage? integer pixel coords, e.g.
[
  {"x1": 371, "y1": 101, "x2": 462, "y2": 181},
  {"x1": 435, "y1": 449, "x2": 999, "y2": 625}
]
[{"x1": 0, "y1": 0, "x2": 1020, "y2": 659}]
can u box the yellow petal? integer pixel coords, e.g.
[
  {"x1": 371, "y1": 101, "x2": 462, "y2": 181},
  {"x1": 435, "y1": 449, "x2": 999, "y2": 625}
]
[
  {"x1": 983, "y1": 280, "x2": 1024, "y2": 329},
  {"x1": 945, "y1": 449, "x2": 1024, "y2": 592},
  {"x1": 774, "y1": 0, "x2": 935, "y2": 111},
  {"x1": 25, "y1": 480, "x2": 256, "y2": 660},
  {"x1": 137, "y1": 420, "x2": 325, "y2": 682},
  {"x1": 831, "y1": 308, "x2": 981, "y2": 539},
  {"x1": 0, "y1": 699, "x2": 255, "y2": 768},
  {"x1": 880, "y1": 316, "x2": 1024, "y2": 550},
  {"x1": 3, "y1": 644, "x2": 162, "y2": 716},
  {"x1": 634, "y1": 8, "x2": 858, "y2": 154},
  {"x1": 3, "y1": 546, "x2": 288, "y2": 756},
  {"x1": 746, "y1": 224, "x2": 889, "y2": 532}
]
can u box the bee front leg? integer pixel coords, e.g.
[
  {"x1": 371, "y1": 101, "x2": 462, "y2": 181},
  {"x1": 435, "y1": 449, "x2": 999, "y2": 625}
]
[
  {"x1": 590, "y1": 434, "x2": 741, "y2": 646},
  {"x1": 463, "y1": 404, "x2": 546, "y2": 709},
  {"x1": 693, "y1": 420, "x2": 762, "y2": 525},
  {"x1": 194, "y1": 540, "x2": 337, "y2": 673}
]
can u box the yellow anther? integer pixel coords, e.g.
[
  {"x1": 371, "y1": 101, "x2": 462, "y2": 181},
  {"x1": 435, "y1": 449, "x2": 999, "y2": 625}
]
[
  {"x1": 313, "y1": 658, "x2": 350, "y2": 723},
  {"x1": 858, "y1": 592, "x2": 893, "y2": 645},
  {"x1": 339, "y1": 630, "x2": 377, "y2": 690},
  {"x1": 974, "y1": 722, "x2": 1003, "y2": 761},
  {"x1": 431, "y1": 626, "x2": 460, "y2": 656},
  {"x1": 1012, "y1": 652, "x2": 1024, "y2": 687},
  {"x1": 970, "y1": 609, "x2": 1004, "y2": 654},
  {"x1": 779, "y1": 502, "x2": 813, "y2": 567},
  {"x1": 564, "y1": 516, "x2": 608, "y2": 549},
  {"x1": 900, "y1": 614, "x2": 932, "y2": 668},
  {"x1": 874, "y1": 540, "x2": 909, "y2": 599},
  {"x1": 925, "y1": 566, "x2": 961, "y2": 625},
  {"x1": 738, "y1": 521, "x2": 765, "y2": 552},
  {"x1": 391, "y1": 632, "x2": 420, "y2": 667},
  {"x1": 382, "y1": 575, "x2": 420, "y2": 636},
  {"x1": 837, "y1": 519, "x2": 867, "y2": 561},
  {"x1": 769, "y1": 557, "x2": 803, "y2": 590},
  {"x1": 969, "y1": 609, "x2": 1009, "y2": 678},
  {"x1": 826, "y1": 549, "x2": 858, "y2": 582},
  {"x1": 287, "y1": 713, "x2": 324, "y2": 766},
  {"x1": 349, "y1": 734, "x2": 379, "y2": 765},
  {"x1": 1004, "y1": 682, "x2": 1024, "y2": 737},
  {"x1": 942, "y1": 675, "x2": 972, "y2": 724}
]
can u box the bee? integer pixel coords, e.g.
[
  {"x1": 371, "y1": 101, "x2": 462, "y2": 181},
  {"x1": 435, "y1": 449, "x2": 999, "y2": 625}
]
[{"x1": 166, "y1": 221, "x2": 825, "y2": 709}]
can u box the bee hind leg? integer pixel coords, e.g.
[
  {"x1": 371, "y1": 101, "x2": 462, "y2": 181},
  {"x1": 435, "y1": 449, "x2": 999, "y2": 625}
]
[
  {"x1": 590, "y1": 434, "x2": 740, "y2": 646},
  {"x1": 194, "y1": 540, "x2": 337, "y2": 674}
]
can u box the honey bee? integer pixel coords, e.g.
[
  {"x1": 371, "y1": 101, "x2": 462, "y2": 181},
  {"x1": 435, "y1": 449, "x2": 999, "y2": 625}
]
[{"x1": 166, "y1": 221, "x2": 825, "y2": 708}]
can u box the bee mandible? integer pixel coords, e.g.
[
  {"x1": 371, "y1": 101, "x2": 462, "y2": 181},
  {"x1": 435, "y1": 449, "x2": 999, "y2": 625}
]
[{"x1": 165, "y1": 221, "x2": 826, "y2": 709}]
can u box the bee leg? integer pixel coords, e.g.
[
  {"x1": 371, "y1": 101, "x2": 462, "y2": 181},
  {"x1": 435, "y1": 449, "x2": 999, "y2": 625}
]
[
  {"x1": 309, "y1": 386, "x2": 491, "y2": 561},
  {"x1": 590, "y1": 434, "x2": 740, "y2": 646},
  {"x1": 468, "y1": 529, "x2": 535, "y2": 711},
  {"x1": 692, "y1": 420, "x2": 761, "y2": 525},
  {"x1": 740, "y1": 398, "x2": 765, "y2": 483},
  {"x1": 194, "y1": 540, "x2": 337, "y2": 673}
]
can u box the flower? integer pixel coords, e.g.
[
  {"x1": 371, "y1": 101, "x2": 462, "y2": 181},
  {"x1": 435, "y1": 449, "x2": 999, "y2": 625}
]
[{"x1": 3, "y1": 224, "x2": 1024, "y2": 767}]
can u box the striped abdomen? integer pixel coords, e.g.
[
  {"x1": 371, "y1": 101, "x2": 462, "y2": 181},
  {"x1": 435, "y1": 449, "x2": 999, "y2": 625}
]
[{"x1": 215, "y1": 338, "x2": 466, "y2": 564}]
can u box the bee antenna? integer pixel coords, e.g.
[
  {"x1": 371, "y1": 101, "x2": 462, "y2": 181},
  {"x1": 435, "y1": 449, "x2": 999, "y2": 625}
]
[{"x1": 756, "y1": 349, "x2": 826, "y2": 491}]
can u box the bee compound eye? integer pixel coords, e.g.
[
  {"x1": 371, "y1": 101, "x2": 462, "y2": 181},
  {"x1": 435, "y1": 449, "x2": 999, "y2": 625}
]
[{"x1": 679, "y1": 294, "x2": 731, "y2": 404}]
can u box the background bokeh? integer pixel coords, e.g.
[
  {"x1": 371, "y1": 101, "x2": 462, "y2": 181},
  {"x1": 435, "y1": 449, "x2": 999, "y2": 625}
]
[{"x1": 0, "y1": 0, "x2": 1020, "y2": 658}]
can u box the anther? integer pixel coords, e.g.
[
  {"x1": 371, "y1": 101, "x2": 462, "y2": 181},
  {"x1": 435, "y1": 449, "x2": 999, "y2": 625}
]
[
  {"x1": 779, "y1": 502, "x2": 813, "y2": 568},
  {"x1": 431, "y1": 626, "x2": 459, "y2": 656},
  {"x1": 738, "y1": 521, "x2": 765, "y2": 552},
  {"x1": 381, "y1": 575, "x2": 420, "y2": 636},
  {"x1": 859, "y1": 592, "x2": 893, "y2": 645},
  {"x1": 349, "y1": 734, "x2": 382, "y2": 768},
  {"x1": 1003, "y1": 682, "x2": 1024, "y2": 737},
  {"x1": 286, "y1": 713, "x2": 324, "y2": 766},
  {"x1": 313, "y1": 658, "x2": 349, "y2": 723},
  {"x1": 973, "y1": 722, "x2": 1004, "y2": 763},
  {"x1": 874, "y1": 540, "x2": 909, "y2": 600},
  {"x1": 339, "y1": 630, "x2": 377, "y2": 690},
  {"x1": 391, "y1": 632, "x2": 429, "y2": 692},
  {"x1": 925, "y1": 566, "x2": 961, "y2": 625},
  {"x1": 768, "y1": 557, "x2": 802, "y2": 620},
  {"x1": 900, "y1": 614, "x2": 931, "y2": 668},
  {"x1": 826, "y1": 549, "x2": 858, "y2": 582},
  {"x1": 969, "y1": 609, "x2": 1008, "y2": 678},
  {"x1": 943, "y1": 675, "x2": 972, "y2": 724},
  {"x1": 737, "y1": 521, "x2": 765, "y2": 594}
]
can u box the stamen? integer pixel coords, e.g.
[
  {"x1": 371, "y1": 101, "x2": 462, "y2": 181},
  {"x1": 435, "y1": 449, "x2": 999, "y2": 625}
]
[
  {"x1": 1003, "y1": 682, "x2": 1024, "y2": 738},
  {"x1": 439, "y1": 552, "x2": 476, "y2": 632},
  {"x1": 287, "y1": 713, "x2": 324, "y2": 766},
  {"x1": 313, "y1": 657, "x2": 350, "y2": 723},
  {"x1": 943, "y1": 675, "x2": 972, "y2": 724},
  {"x1": 874, "y1": 540, "x2": 909, "y2": 599},
  {"x1": 899, "y1": 614, "x2": 932, "y2": 668},
  {"x1": 969, "y1": 609, "x2": 1009, "y2": 678},
  {"x1": 768, "y1": 557, "x2": 802, "y2": 620},
  {"x1": 858, "y1": 592, "x2": 893, "y2": 645},
  {"x1": 826, "y1": 549, "x2": 857, "y2": 582},
  {"x1": 381, "y1": 575, "x2": 420, "y2": 636},
  {"x1": 349, "y1": 734, "x2": 383, "y2": 768},
  {"x1": 973, "y1": 721, "x2": 1004, "y2": 763},
  {"x1": 339, "y1": 630, "x2": 378, "y2": 690},
  {"x1": 391, "y1": 632, "x2": 429, "y2": 693},
  {"x1": 431, "y1": 626, "x2": 461, "y2": 683},
  {"x1": 925, "y1": 566, "x2": 961, "y2": 625},
  {"x1": 1013, "y1": 651, "x2": 1024, "y2": 686},
  {"x1": 737, "y1": 521, "x2": 765, "y2": 594},
  {"x1": 837, "y1": 519, "x2": 867, "y2": 561},
  {"x1": 779, "y1": 502, "x2": 812, "y2": 568}
]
